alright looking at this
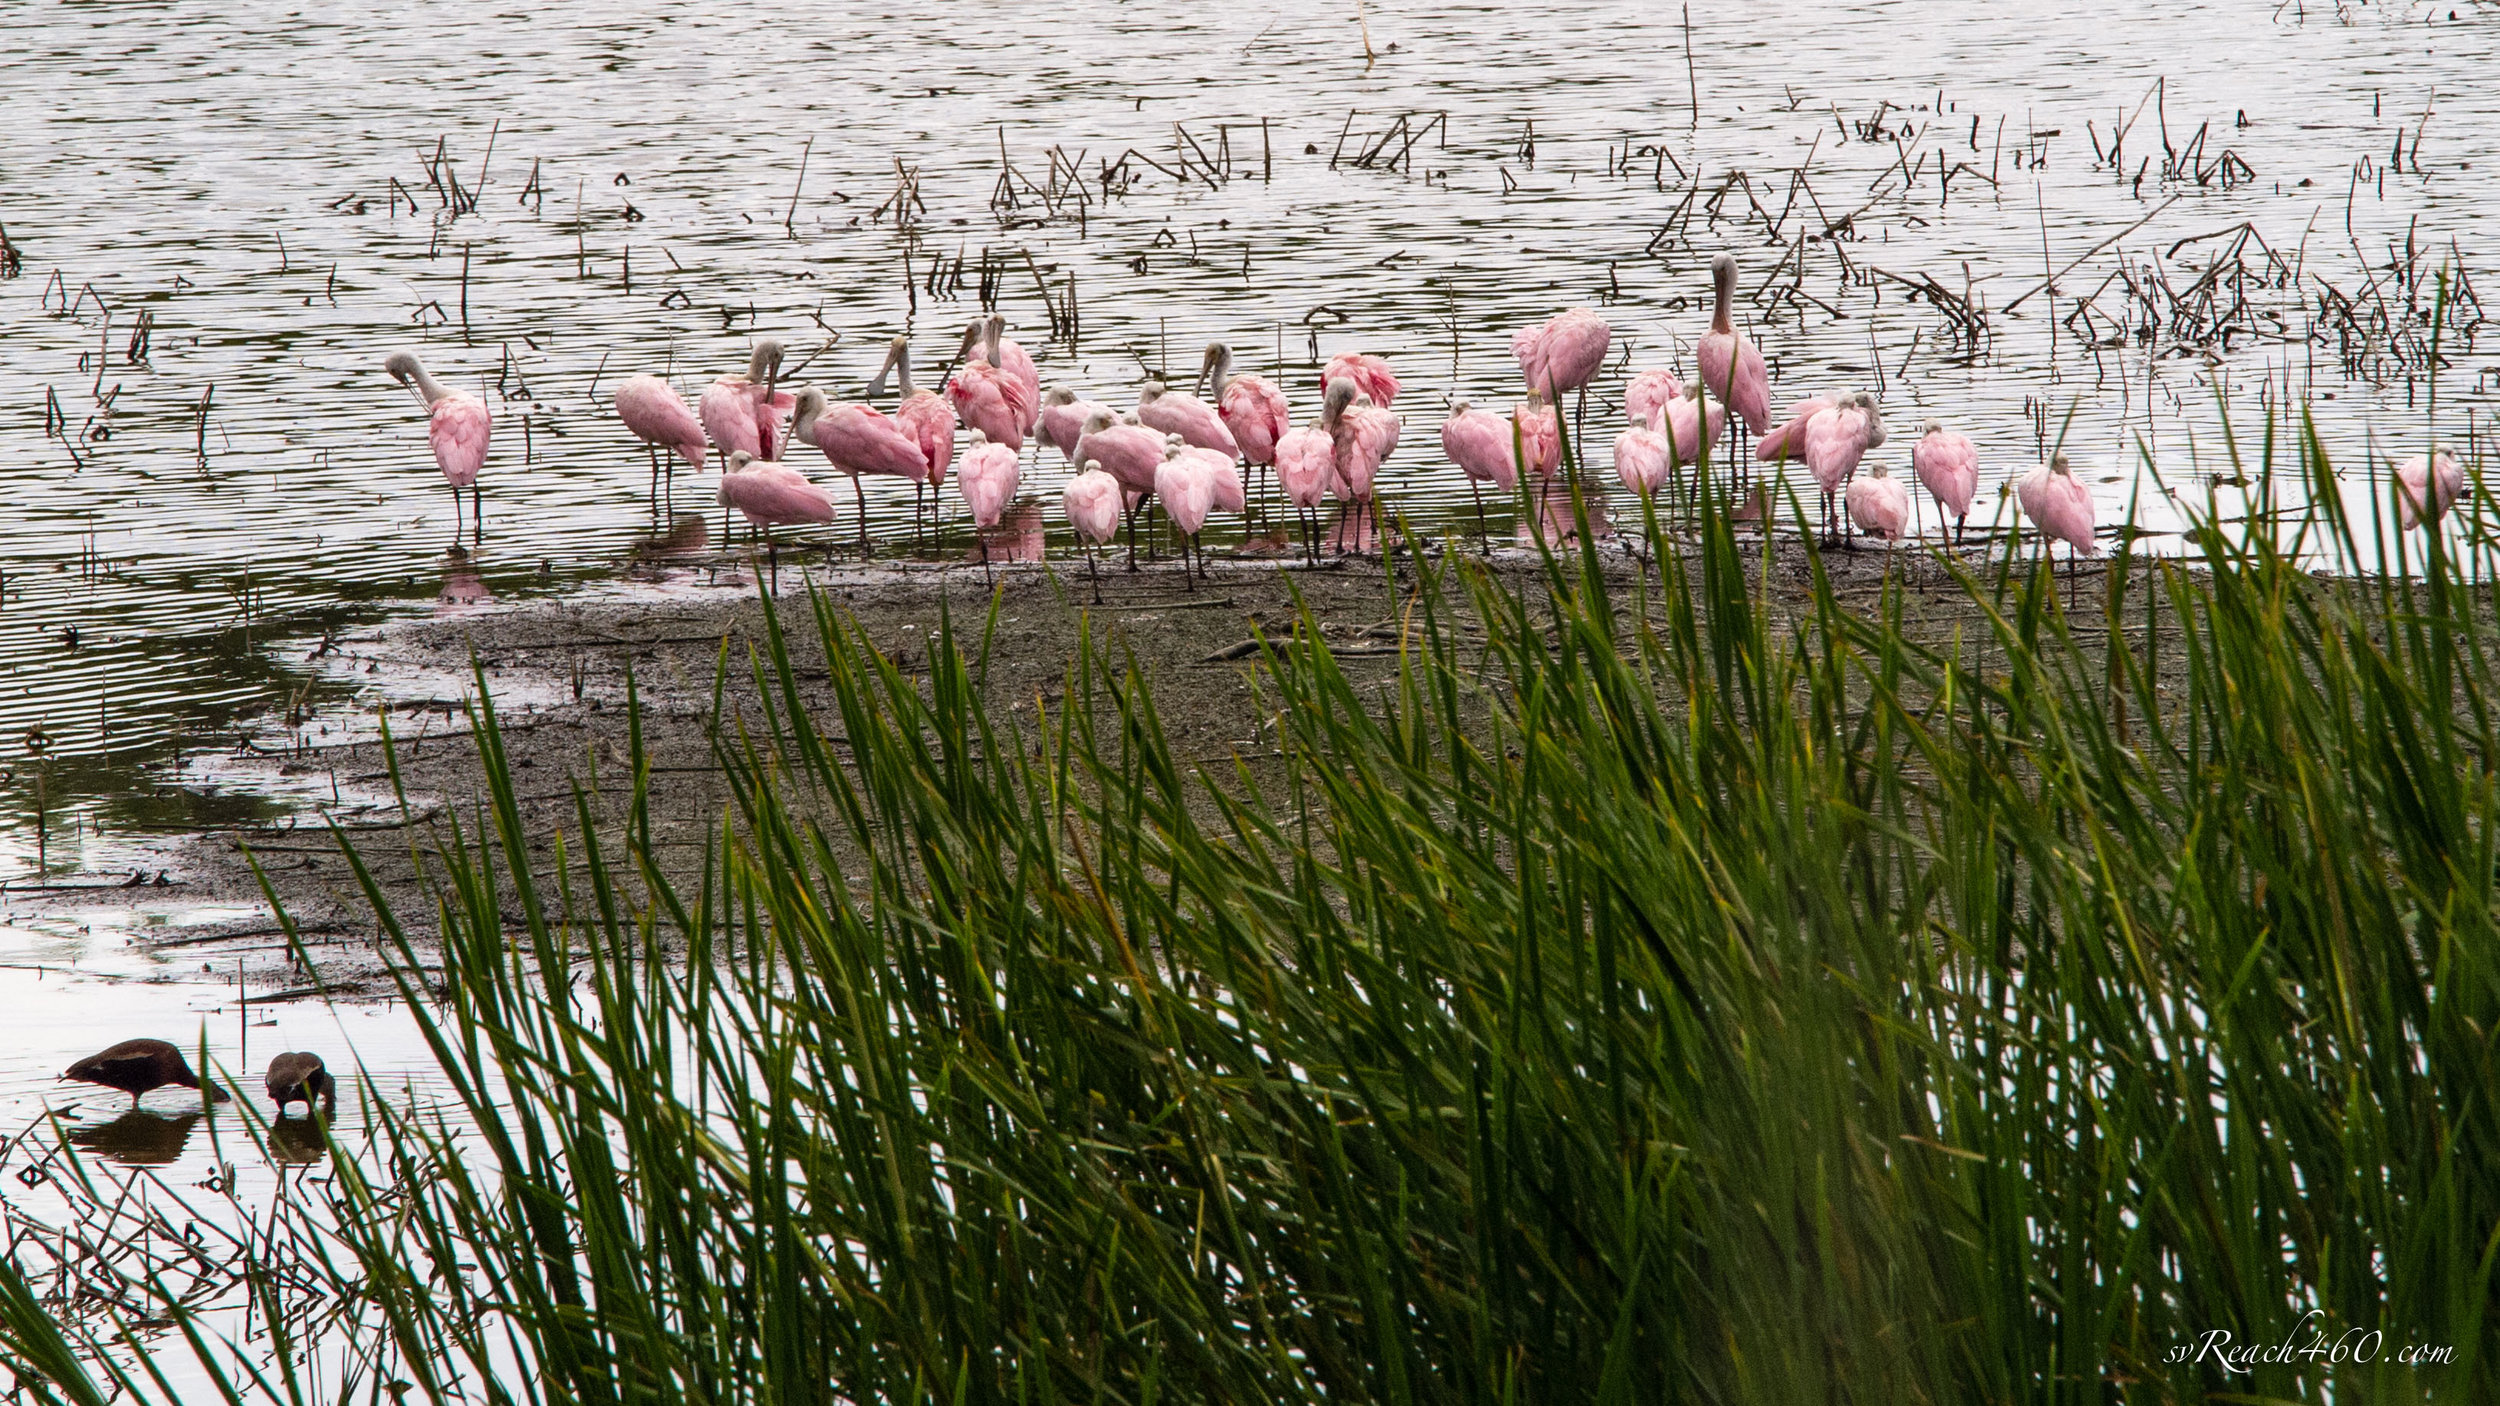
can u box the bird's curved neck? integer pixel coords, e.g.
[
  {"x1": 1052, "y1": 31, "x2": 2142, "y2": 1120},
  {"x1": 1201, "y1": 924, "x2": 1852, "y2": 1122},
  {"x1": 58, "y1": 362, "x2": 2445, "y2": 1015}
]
[
  {"x1": 1711, "y1": 265, "x2": 1735, "y2": 334},
  {"x1": 792, "y1": 400, "x2": 821, "y2": 442},
  {"x1": 408, "y1": 363, "x2": 452, "y2": 405},
  {"x1": 893, "y1": 347, "x2": 914, "y2": 399}
]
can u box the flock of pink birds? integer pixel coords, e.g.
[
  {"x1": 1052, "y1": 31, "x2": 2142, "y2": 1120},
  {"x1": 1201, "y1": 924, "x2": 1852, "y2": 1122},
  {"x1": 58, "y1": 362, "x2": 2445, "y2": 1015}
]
[{"x1": 381, "y1": 252, "x2": 2468, "y2": 586}]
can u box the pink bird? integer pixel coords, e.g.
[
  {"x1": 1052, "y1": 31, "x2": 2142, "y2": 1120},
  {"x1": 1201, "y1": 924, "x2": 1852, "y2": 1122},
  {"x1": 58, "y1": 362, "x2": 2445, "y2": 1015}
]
[
  {"x1": 1512, "y1": 308, "x2": 1612, "y2": 398},
  {"x1": 1185, "y1": 448, "x2": 1247, "y2": 517},
  {"x1": 613, "y1": 373, "x2": 705, "y2": 511},
  {"x1": 946, "y1": 319, "x2": 1032, "y2": 453},
  {"x1": 1695, "y1": 253, "x2": 1770, "y2": 434},
  {"x1": 1441, "y1": 400, "x2": 1518, "y2": 546},
  {"x1": 867, "y1": 335, "x2": 961, "y2": 543},
  {"x1": 1326, "y1": 379, "x2": 1400, "y2": 525},
  {"x1": 2017, "y1": 453, "x2": 2098, "y2": 600},
  {"x1": 718, "y1": 448, "x2": 836, "y2": 591},
  {"x1": 1154, "y1": 436, "x2": 1217, "y2": 587},
  {"x1": 1613, "y1": 426, "x2": 1674, "y2": 500},
  {"x1": 1801, "y1": 393, "x2": 1886, "y2": 538},
  {"x1": 2395, "y1": 450, "x2": 2464, "y2": 529},
  {"x1": 1040, "y1": 388, "x2": 1110, "y2": 465},
  {"x1": 1511, "y1": 392, "x2": 1561, "y2": 487},
  {"x1": 955, "y1": 432, "x2": 1022, "y2": 578},
  {"x1": 1320, "y1": 351, "x2": 1400, "y2": 409},
  {"x1": 1756, "y1": 394, "x2": 1837, "y2": 464},
  {"x1": 1910, "y1": 421, "x2": 1979, "y2": 543},
  {"x1": 698, "y1": 339, "x2": 794, "y2": 462},
  {"x1": 1274, "y1": 422, "x2": 1336, "y2": 564},
  {"x1": 1063, "y1": 463, "x2": 1123, "y2": 601},
  {"x1": 1138, "y1": 380, "x2": 1239, "y2": 457},
  {"x1": 1072, "y1": 409, "x2": 1169, "y2": 567},
  {"x1": 792, "y1": 376, "x2": 923, "y2": 551},
  {"x1": 383, "y1": 352, "x2": 491, "y2": 550},
  {"x1": 1655, "y1": 385, "x2": 1725, "y2": 473},
  {"x1": 1845, "y1": 462, "x2": 1910, "y2": 542},
  {"x1": 1198, "y1": 343, "x2": 1289, "y2": 466},
  {"x1": 985, "y1": 314, "x2": 1043, "y2": 435},
  {"x1": 1625, "y1": 368, "x2": 1685, "y2": 427}
]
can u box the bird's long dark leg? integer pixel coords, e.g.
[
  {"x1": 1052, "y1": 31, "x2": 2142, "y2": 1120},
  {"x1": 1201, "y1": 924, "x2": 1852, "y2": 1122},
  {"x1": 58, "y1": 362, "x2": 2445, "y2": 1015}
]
[
  {"x1": 474, "y1": 481, "x2": 485, "y2": 543},
  {"x1": 980, "y1": 532, "x2": 993, "y2": 588},
  {"x1": 852, "y1": 475, "x2": 870, "y2": 553},
  {"x1": 1125, "y1": 499, "x2": 1142, "y2": 573},
  {"x1": 1470, "y1": 477, "x2": 1489, "y2": 552},
  {"x1": 647, "y1": 444, "x2": 661, "y2": 518},
  {"x1": 766, "y1": 527, "x2": 780, "y2": 596},
  {"x1": 1180, "y1": 535, "x2": 1195, "y2": 592},
  {"x1": 1087, "y1": 543, "x2": 1103, "y2": 604},
  {"x1": 449, "y1": 484, "x2": 463, "y2": 552}
]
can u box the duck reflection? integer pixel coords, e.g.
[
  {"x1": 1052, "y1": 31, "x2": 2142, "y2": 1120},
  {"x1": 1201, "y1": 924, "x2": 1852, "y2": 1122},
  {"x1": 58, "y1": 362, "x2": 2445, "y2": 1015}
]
[
  {"x1": 69, "y1": 1109, "x2": 204, "y2": 1167},
  {"x1": 267, "y1": 1114, "x2": 331, "y2": 1167}
]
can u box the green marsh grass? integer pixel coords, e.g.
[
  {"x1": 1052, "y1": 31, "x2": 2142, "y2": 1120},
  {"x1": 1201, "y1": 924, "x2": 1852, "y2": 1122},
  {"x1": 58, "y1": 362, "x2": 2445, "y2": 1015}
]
[{"x1": 3, "y1": 415, "x2": 2495, "y2": 1403}]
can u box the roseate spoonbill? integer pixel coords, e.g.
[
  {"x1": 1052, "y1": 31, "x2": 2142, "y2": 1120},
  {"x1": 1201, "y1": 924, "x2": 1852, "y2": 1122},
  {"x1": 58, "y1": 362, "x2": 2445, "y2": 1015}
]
[
  {"x1": 699, "y1": 338, "x2": 794, "y2": 463},
  {"x1": 1845, "y1": 462, "x2": 1910, "y2": 542},
  {"x1": 1656, "y1": 384, "x2": 1725, "y2": 508},
  {"x1": 64, "y1": 1039, "x2": 228, "y2": 1107},
  {"x1": 720, "y1": 449, "x2": 836, "y2": 591},
  {"x1": 265, "y1": 1052, "x2": 335, "y2": 1114},
  {"x1": 614, "y1": 374, "x2": 705, "y2": 513},
  {"x1": 1441, "y1": 400, "x2": 1517, "y2": 546},
  {"x1": 2016, "y1": 452, "x2": 2097, "y2": 602},
  {"x1": 1613, "y1": 426, "x2": 1675, "y2": 555},
  {"x1": 957, "y1": 431, "x2": 1021, "y2": 580},
  {"x1": 1155, "y1": 435, "x2": 1216, "y2": 587},
  {"x1": 1199, "y1": 342, "x2": 1290, "y2": 509},
  {"x1": 1757, "y1": 394, "x2": 1837, "y2": 464},
  {"x1": 1190, "y1": 448, "x2": 1247, "y2": 517},
  {"x1": 866, "y1": 335, "x2": 961, "y2": 546},
  {"x1": 985, "y1": 314, "x2": 1042, "y2": 435},
  {"x1": 1274, "y1": 422, "x2": 1335, "y2": 565},
  {"x1": 2395, "y1": 450, "x2": 2464, "y2": 530},
  {"x1": 1320, "y1": 351, "x2": 1400, "y2": 408},
  {"x1": 946, "y1": 319, "x2": 1031, "y2": 453},
  {"x1": 793, "y1": 378, "x2": 921, "y2": 551},
  {"x1": 1138, "y1": 380, "x2": 1239, "y2": 456},
  {"x1": 1696, "y1": 254, "x2": 1770, "y2": 436},
  {"x1": 1040, "y1": 387, "x2": 1110, "y2": 465},
  {"x1": 1073, "y1": 409, "x2": 1169, "y2": 568},
  {"x1": 383, "y1": 352, "x2": 490, "y2": 550},
  {"x1": 1513, "y1": 307, "x2": 1611, "y2": 449},
  {"x1": 1801, "y1": 393, "x2": 1885, "y2": 539},
  {"x1": 1063, "y1": 463, "x2": 1123, "y2": 601},
  {"x1": 1911, "y1": 421, "x2": 1979, "y2": 543},
  {"x1": 1511, "y1": 391, "x2": 1561, "y2": 492},
  {"x1": 1326, "y1": 378, "x2": 1400, "y2": 552},
  {"x1": 1625, "y1": 368, "x2": 1684, "y2": 427}
]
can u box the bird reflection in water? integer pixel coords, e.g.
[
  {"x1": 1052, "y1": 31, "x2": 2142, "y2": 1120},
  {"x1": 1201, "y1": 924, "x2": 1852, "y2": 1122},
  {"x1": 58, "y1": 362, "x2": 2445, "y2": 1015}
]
[
  {"x1": 267, "y1": 1114, "x2": 330, "y2": 1167},
  {"x1": 69, "y1": 1109, "x2": 204, "y2": 1167},
  {"x1": 632, "y1": 513, "x2": 712, "y2": 559},
  {"x1": 437, "y1": 562, "x2": 492, "y2": 612},
  {"x1": 963, "y1": 501, "x2": 1045, "y2": 565}
]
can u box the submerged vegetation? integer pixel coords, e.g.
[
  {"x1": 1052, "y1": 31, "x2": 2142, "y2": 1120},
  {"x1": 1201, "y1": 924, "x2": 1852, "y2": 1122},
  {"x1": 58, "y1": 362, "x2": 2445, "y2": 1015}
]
[{"x1": 3, "y1": 420, "x2": 2496, "y2": 1401}]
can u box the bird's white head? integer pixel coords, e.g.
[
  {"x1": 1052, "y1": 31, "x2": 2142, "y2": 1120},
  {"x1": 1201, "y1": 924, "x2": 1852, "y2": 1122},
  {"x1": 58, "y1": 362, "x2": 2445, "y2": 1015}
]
[
  {"x1": 1448, "y1": 398, "x2": 1472, "y2": 416},
  {"x1": 956, "y1": 318, "x2": 989, "y2": 366},
  {"x1": 382, "y1": 352, "x2": 445, "y2": 405},
  {"x1": 726, "y1": 450, "x2": 758, "y2": 472},
  {"x1": 1196, "y1": 342, "x2": 1233, "y2": 397},
  {"x1": 1322, "y1": 377, "x2": 1357, "y2": 427},
  {"x1": 748, "y1": 338, "x2": 786, "y2": 388},
  {"x1": 1044, "y1": 386, "x2": 1077, "y2": 408},
  {"x1": 1080, "y1": 408, "x2": 1117, "y2": 436},
  {"x1": 1080, "y1": 458, "x2": 1104, "y2": 477},
  {"x1": 866, "y1": 335, "x2": 912, "y2": 399},
  {"x1": 1163, "y1": 433, "x2": 1187, "y2": 457},
  {"x1": 969, "y1": 429, "x2": 989, "y2": 445},
  {"x1": 791, "y1": 386, "x2": 828, "y2": 437},
  {"x1": 1139, "y1": 380, "x2": 1169, "y2": 406},
  {"x1": 2051, "y1": 452, "x2": 2073, "y2": 475},
  {"x1": 1921, "y1": 419, "x2": 1943, "y2": 436}
]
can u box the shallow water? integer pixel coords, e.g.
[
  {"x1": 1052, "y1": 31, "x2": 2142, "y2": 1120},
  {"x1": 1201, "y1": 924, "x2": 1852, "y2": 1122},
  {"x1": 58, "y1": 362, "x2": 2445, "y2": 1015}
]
[{"x1": 0, "y1": 0, "x2": 2495, "y2": 1373}]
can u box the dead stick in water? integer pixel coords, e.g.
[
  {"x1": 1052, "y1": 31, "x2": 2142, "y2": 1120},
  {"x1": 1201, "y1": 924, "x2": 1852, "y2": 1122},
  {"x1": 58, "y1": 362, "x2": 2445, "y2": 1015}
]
[
  {"x1": 2005, "y1": 194, "x2": 2178, "y2": 313},
  {"x1": 785, "y1": 136, "x2": 813, "y2": 238}
]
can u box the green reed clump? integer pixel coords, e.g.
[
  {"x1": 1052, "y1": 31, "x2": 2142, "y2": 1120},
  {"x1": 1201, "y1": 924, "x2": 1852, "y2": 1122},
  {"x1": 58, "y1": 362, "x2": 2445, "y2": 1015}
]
[{"x1": 2, "y1": 421, "x2": 2493, "y2": 1403}]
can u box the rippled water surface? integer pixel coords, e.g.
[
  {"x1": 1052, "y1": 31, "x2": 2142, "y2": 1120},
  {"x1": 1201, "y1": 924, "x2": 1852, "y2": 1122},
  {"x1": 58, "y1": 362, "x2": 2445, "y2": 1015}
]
[{"x1": 0, "y1": 0, "x2": 2496, "y2": 1382}]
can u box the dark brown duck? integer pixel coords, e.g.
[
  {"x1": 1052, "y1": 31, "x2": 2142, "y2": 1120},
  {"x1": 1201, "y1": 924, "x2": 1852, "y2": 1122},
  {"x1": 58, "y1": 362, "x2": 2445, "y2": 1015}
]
[
  {"x1": 264, "y1": 1051, "x2": 335, "y2": 1112},
  {"x1": 61, "y1": 1039, "x2": 229, "y2": 1106}
]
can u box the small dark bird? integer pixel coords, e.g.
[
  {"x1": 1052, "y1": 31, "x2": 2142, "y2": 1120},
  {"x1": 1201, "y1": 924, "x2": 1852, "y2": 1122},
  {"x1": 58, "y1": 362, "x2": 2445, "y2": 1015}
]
[
  {"x1": 62, "y1": 1039, "x2": 228, "y2": 1107},
  {"x1": 264, "y1": 1051, "x2": 335, "y2": 1113}
]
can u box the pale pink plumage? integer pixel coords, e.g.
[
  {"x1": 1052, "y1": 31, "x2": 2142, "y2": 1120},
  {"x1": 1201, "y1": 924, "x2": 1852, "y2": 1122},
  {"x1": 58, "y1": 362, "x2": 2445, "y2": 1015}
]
[
  {"x1": 948, "y1": 359, "x2": 1027, "y2": 451},
  {"x1": 1845, "y1": 464, "x2": 1910, "y2": 541},
  {"x1": 1513, "y1": 308, "x2": 1612, "y2": 396},
  {"x1": 1801, "y1": 397, "x2": 1883, "y2": 495},
  {"x1": 1041, "y1": 393, "x2": 1110, "y2": 465},
  {"x1": 1510, "y1": 397, "x2": 1560, "y2": 482},
  {"x1": 1320, "y1": 353, "x2": 1400, "y2": 408},
  {"x1": 993, "y1": 329, "x2": 1042, "y2": 434},
  {"x1": 1064, "y1": 469, "x2": 1123, "y2": 546},
  {"x1": 807, "y1": 401, "x2": 924, "y2": 481},
  {"x1": 718, "y1": 455, "x2": 836, "y2": 528},
  {"x1": 1139, "y1": 384, "x2": 1239, "y2": 456},
  {"x1": 896, "y1": 392, "x2": 956, "y2": 488},
  {"x1": 1333, "y1": 399, "x2": 1400, "y2": 504},
  {"x1": 1073, "y1": 417, "x2": 1166, "y2": 498},
  {"x1": 1655, "y1": 388, "x2": 1724, "y2": 469},
  {"x1": 1756, "y1": 395, "x2": 1837, "y2": 462},
  {"x1": 428, "y1": 396, "x2": 491, "y2": 488},
  {"x1": 1217, "y1": 378, "x2": 1288, "y2": 467},
  {"x1": 1625, "y1": 369, "x2": 1685, "y2": 427},
  {"x1": 1182, "y1": 448, "x2": 1245, "y2": 516},
  {"x1": 699, "y1": 374, "x2": 793, "y2": 463},
  {"x1": 1613, "y1": 428, "x2": 1674, "y2": 498},
  {"x1": 1697, "y1": 254, "x2": 1771, "y2": 433},
  {"x1": 614, "y1": 375, "x2": 706, "y2": 468},
  {"x1": 1911, "y1": 424, "x2": 1979, "y2": 527},
  {"x1": 1275, "y1": 426, "x2": 1335, "y2": 510},
  {"x1": 956, "y1": 439, "x2": 1020, "y2": 529},
  {"x1": 1441, "y1": 404, "x2": 1518, "y2": 492},
  {"x1": 1155, "y1": 452, "x2": 1216, "y2": 539},
  {"x1": 2395, "y1": 451, "x2": 2464, "y2": 529},
  {"x1": 2017, "y1": 456, "x2": 2097, "y2": 556}
]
